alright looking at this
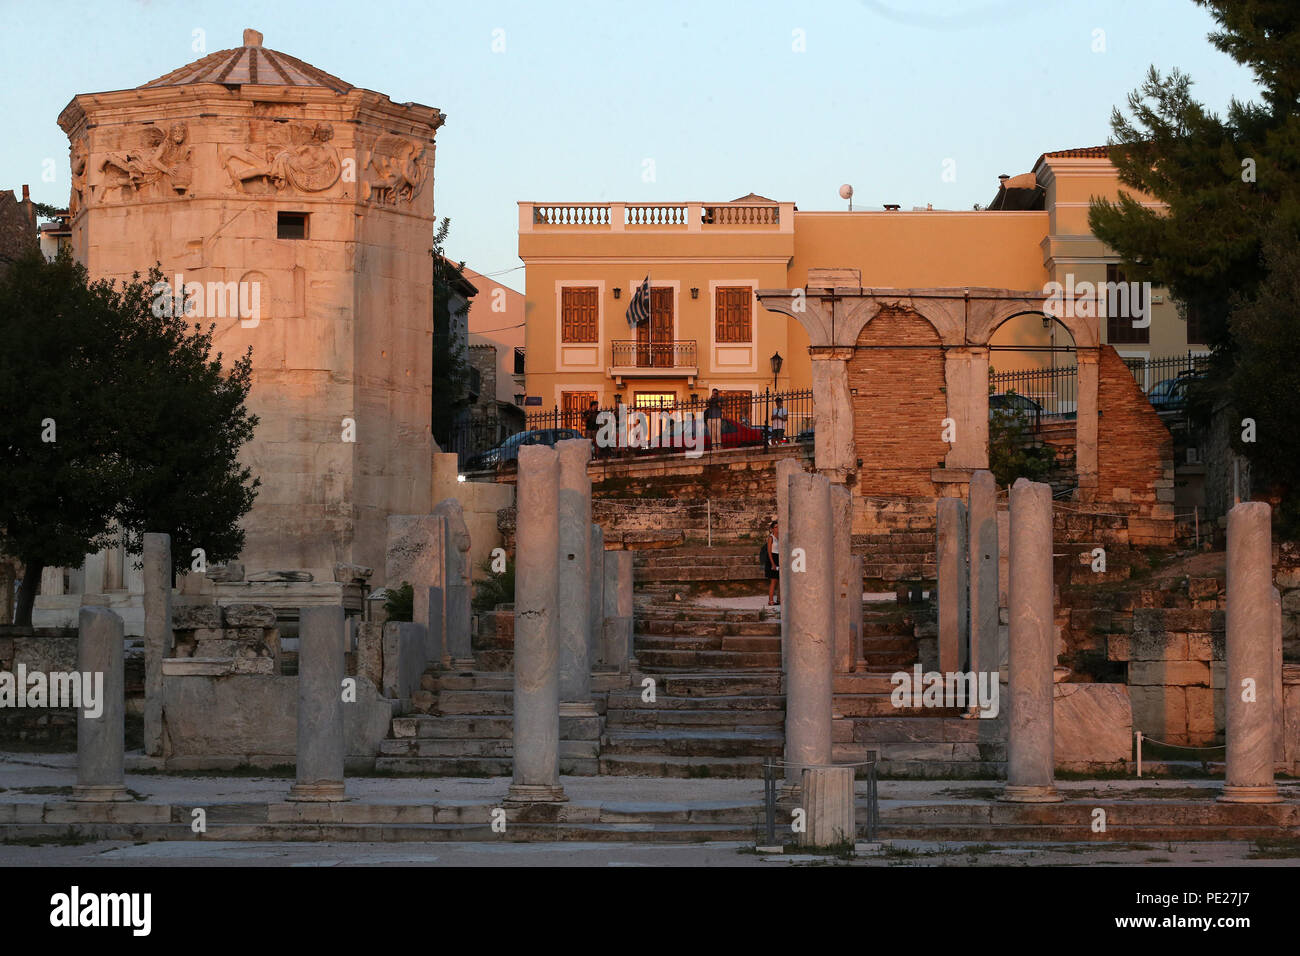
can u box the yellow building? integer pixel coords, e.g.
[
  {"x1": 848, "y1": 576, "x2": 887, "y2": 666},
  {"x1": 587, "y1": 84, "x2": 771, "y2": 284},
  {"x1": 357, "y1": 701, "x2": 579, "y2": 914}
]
[{"x1": 517, "y1": 147, "x2": 1205, "y2": 419}]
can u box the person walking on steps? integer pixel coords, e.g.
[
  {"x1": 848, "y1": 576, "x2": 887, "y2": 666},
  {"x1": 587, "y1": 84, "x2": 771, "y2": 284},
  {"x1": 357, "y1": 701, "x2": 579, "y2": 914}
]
[{"x1": 763, "y1": 519, "x2": 781, "y2": 606}]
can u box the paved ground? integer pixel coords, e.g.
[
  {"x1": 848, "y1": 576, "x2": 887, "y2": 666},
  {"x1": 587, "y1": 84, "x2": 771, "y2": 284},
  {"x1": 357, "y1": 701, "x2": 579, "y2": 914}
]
[
  {"x1": 3, "y1": 838, "x2": 1296, "y2": 867},
  {"x1": 4, "y1": 751, "x2": 1298, "y2": 866}
]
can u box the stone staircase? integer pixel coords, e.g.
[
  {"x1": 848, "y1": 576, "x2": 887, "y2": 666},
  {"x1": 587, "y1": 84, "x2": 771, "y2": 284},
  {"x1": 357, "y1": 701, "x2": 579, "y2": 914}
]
[
  {"x1": 601, "y1": 602, "x2": 785, "y2": 778},
  {"x1": 855, "y1": 532, "x2": 935, "y2": 590},
  {"x1": 373, "y1": 671, "x2": 610, "y2": 776}
]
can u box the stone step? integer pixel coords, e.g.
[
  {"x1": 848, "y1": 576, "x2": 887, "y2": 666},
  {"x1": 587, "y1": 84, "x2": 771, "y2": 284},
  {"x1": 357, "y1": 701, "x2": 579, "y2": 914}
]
[
  {"x1": 637, "y1": 606, "x2": 766, "y2": 622},
  {"x1": 601, "y1": 730, "x2": 784, "y2": 757},
  {"x1": 597, "y1": 753, "x2": 773, "y2": 778},
  {"x1": 389, "y1": 714, "x2": 602, "y2": 739},
  {"x1": 436, "y1": 691, "x2": 513, "y2": 715},
  {"x1": 604, "y1": 708, "x2": 785, "y2": 730},
  {"x1": 634, "y1": 635, "x2": 781, "y2": 653},
  {"x1": 372, "y1": 755, "x2": 600, "y2": 776},
  {"x1": 635, "y1": 567, "x2": 764, "y2": 583},
  {"x1": 635, "y1": 649, "x2": 782, "y2": 669},
  {"x1": 833, "y1": 673, "x2": 900, "y2": 694},
  {"x1": 380, "y1": 738, "x2": 601, "y2": 759},
  {"x1": 654, "y1": 673, "x2": 784, "y2": 697},
  {"x1": 639, "y1": 619, "x2": 780, "y2": 636},
  {"x1": 432, "y1": 672, "x2": 514, "y2": 692},
  {"x1": 833, "y1": 695, "x2": 967, "y2": 718},
  {"x1": 606, "y1": 690, "x2": 784, "y2": 710}
]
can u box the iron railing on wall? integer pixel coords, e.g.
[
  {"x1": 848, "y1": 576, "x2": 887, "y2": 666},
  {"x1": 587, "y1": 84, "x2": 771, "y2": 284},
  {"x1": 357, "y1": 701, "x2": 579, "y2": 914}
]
[
  {"x1": 989, "y1": 352, "x2": 1211, "y2": 419},
  {"x1": 448, "y1": 387, "x2": 814, "y2": 472}
]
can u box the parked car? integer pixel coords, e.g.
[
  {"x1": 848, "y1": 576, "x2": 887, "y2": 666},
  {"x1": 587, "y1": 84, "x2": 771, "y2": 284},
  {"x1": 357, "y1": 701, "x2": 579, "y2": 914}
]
[
  {"x1": 465, "y1": 427, "x2": 584, "y2": 470},
  {"x1": 667, "y1": 416, "x2": 765, "y2": 450},
  {"x1": 1147, "y1": 374, "x2": 1202, "y2": 411},
  {"x1": 988, "y1": 392, "x2": 1043, "y2": 425}
]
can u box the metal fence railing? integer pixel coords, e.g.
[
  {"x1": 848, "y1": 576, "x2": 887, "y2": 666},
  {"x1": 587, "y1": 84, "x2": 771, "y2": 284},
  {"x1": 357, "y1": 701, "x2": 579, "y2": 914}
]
[
  {"x1": 450, "y1": 388, "x2": 814, "y2": 472},
  {"x1": 989, "y1": 351, "x2": 1211, "y2": 421},
  {"x1": 756, "y1": 755, "x2": 879, "y2": 850}
]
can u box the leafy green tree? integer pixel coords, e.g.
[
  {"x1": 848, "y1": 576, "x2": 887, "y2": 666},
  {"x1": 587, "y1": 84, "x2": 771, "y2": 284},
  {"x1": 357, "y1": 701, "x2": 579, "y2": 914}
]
[
  {"x1": 0, "y1": 248, "x2": 259, "y2": 624},
  {"x1": 1087, "y1": 0, "x2": 1300, "y2": 527},
  {"x1": 431, "y1": 218, "x2": 474, "y2": 449},
  {"x1": 384, "y1": 581, "x2": 414, "y2": 622}
]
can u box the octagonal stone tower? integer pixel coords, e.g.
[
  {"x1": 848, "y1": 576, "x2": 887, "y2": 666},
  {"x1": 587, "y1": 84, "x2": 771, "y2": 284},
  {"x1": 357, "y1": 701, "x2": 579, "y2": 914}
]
[{"x1": 57, "y1": 29, "x2": 444, "y2": 581}]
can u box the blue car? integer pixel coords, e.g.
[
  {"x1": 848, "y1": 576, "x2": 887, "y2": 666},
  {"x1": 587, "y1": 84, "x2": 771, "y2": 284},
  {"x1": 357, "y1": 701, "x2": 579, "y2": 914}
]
[{"x1": 465, "y1": 428, "x2": 584, "y2": 470}]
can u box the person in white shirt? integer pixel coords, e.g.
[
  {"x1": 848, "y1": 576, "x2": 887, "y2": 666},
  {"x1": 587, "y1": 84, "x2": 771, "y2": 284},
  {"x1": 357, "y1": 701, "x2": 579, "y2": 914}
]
[{"x1": 769, "y1": 399, "x2": 788, "y2": 443}]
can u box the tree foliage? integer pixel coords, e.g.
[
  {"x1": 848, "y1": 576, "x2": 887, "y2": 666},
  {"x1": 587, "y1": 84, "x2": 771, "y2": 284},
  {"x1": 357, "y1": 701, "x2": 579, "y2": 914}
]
[
  {"x1": 1087, "y1": 0, "x2": 1300, "y2": 527},
  {"x1": 0, "y1": 248, "x2": 259, "y2": 623}
]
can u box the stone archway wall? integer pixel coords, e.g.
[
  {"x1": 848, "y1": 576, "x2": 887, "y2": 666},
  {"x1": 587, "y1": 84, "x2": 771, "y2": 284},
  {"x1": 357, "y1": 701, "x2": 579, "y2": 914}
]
[{"x1": 848, "y1": 308, "x2": 948, "y2": 496}]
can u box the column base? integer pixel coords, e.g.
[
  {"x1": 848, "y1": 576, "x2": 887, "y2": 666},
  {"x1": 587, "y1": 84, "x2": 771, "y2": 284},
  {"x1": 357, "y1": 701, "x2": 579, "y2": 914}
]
[
  {"x1": 504, "y1": 784, "x2": 568, "y2": 805},
  {"x1": 286, "y1": 782, "x2": 349, "y2": 802},
  {"x1": 1217, "y1": 784, "x2": 1283, "y2": 804},
  {"x1": 71, "y1": 784, "x2": 132, "y2": 803},
  {"x1": 999, "y1": 785, "x2": 1063, "y2": 803},
  {"x1": 559, "y1": 700, "x2": 599, "y2": 717}
]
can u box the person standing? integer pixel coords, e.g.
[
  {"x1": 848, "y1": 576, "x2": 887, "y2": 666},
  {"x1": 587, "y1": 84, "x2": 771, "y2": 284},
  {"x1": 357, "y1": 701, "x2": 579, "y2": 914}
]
[
  {"x1": 769, "y1": 398, "x2": 788, "y2": 444},
  {"x1": 763, "y1": 519, "x2": 781, "y2": 606},
  {"x1": 584, "y1": 399, "x2": 602, "y2": 457},
  {"x1": 704, "y1": 388, "x2": 724, "y2": 449}
]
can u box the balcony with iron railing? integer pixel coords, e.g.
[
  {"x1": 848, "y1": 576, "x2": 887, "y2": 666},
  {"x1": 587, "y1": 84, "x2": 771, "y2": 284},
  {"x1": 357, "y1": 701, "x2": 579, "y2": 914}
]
[
  {"x1": 609, "y1": 339, "x2": 699, "y2": 384},
  {"x1": 519, "y1": 199, "x2": 795, "y2": 233}
]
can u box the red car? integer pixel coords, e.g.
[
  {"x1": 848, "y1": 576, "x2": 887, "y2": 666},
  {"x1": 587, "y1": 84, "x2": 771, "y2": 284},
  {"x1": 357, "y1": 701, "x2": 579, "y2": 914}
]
[{"x1": 669, "y1": 416, "x2": 765, "y2": 450}]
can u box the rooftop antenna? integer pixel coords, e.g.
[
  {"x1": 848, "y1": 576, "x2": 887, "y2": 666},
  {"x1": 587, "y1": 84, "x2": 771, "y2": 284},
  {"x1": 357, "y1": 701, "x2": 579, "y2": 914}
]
[{"x1": 839, "y1": 183, "x2": 854, "y2": 211}]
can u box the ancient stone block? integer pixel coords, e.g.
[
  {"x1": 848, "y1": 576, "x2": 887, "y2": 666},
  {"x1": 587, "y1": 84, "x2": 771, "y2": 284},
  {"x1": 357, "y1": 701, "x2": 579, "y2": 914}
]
[
  {"x1": 1128, "y1": 660, "x2": 1210, "y2": 686},
  {"x1": 224, "y1": 604, "x2": 277, "y2": 627},
  {"x1": 173, "y1": 604, "x2": 221, "y2": 629},
  {"x1": 1054, "y1": 683, "x2": 1131, "y2": 765}
]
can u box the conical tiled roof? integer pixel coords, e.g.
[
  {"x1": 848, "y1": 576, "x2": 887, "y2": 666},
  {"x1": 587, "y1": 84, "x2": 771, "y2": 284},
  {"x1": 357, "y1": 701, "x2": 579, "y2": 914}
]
[{"x1": 140, "y1": 29, "x2": 352, "y2": 93}]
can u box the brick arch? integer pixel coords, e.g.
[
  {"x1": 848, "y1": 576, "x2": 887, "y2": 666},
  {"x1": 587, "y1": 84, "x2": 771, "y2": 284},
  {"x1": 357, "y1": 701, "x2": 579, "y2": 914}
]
[{"x1": 848, "y1": 308, "x2": 947, "y2": 497}]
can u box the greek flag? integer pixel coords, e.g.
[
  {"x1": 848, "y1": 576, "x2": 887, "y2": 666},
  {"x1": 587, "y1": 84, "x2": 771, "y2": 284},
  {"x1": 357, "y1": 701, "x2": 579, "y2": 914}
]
[{"x1": 625, "y1": 275, "x2": 651, "y2": 328}]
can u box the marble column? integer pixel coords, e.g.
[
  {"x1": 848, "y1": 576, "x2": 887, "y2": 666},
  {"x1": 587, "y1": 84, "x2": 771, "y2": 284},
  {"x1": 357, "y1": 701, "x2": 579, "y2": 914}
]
[
  {"x1": 287, "y1": 605, "x2": 347, "y2": 802},
  {"x1": 1075, "y1": 350, "x2": 1099, "y2": 499},
  {"x1": 808, "y1": 349, "x2": 855, "y2": 482},
  {"x1": 556, "y1": 439, "x2": 595, "y2": 715},
  {"x1": 142, "y1": 533, "x2": 172, "y2": 758},
  {"x1": 936, "y1": 497, "x2": 969, "y2": 673},
  {"x1": 1002, "y1": 478, "x2": 1062, "y2": 803},
  {"x1": 942, "y1": 347, "x2": 990, "y2": 470},
  {"x1": 508, "y1": 444, "x2": 567, "y2": 803},
  {"x1": 588, "y1": 524, "x2": 605, "y2": 667},
  {"x1": 831, "y1": 484, "x2": 854, "y2": 674},
  {"x1": 968, "y1": 470, "x2": 999, "y2": 683},
  {"x1": 434, "y1": 499, "x2": 474, "y2": 670},
  {"x1": 800, "y1": 766, "x2": 855, "y2": 848},
  {"x1": 602, "y1": 551, "x2": 634, "y2": 672},
  {"x1": 785, "y1": 472, "x2": 835, "y2": 789},
  {"x1": 72, "y1": 606, "x2": 129, "y2": 802},
  {"x1": 1219, "y1": 501, "x2": 1281, "y2": 803},
  {"x1": 775, "y1": 457, "x2": 803, "y2": 673},
  {"x1": 1273, "y1": 587, "x2": 1285, "y2": 768}
]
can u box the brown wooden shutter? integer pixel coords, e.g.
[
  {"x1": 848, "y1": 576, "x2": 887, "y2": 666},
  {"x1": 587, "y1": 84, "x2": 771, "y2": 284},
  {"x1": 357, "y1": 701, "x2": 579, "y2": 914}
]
[
  {"x1": 715, "y1": 287, "x2": 752, "y2": 343},
  {"x1": 561, "y1": 287, "x2": 599, "y2": 343}
]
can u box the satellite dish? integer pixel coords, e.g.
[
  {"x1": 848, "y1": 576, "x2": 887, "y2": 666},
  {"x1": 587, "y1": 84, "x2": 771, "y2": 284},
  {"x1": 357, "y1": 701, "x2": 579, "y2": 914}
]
[{"x1": 839, "y1": 184, "x2": 854, "y2": 199}]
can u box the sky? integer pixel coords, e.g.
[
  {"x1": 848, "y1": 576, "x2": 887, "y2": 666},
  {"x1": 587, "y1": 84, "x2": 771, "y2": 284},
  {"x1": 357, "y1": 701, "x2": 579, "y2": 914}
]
[{"x1": 2, "y1": 0, "x2": 1264, "y2": 288}]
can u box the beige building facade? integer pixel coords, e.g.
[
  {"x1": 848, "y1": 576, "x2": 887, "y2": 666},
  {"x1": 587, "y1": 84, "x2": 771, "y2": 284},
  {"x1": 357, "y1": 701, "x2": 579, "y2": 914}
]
[{"x1": 517, "y1": 149, "x2": 1206, "y2": 418}]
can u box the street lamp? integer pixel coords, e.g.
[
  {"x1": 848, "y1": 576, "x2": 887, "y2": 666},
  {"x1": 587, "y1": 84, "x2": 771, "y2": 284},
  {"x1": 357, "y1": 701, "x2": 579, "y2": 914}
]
[{"x1": 770, "y1": 351, "x2": 783, "y2": 390}]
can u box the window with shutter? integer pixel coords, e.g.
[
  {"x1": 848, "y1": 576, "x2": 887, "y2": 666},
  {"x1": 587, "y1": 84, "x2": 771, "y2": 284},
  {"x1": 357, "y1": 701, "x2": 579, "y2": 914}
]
[
  {"x1": 561, "y1": 287, "x2": 599, "y2": 343},
  {"x1": 715, "y1": 287, "x2": 752, "y2": 343}
]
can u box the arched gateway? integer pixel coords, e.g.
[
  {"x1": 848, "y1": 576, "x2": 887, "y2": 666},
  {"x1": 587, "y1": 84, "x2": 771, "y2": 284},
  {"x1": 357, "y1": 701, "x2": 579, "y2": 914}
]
[{"x1": 756, "y1": 269, "x2": 1103, "y2": 505}]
